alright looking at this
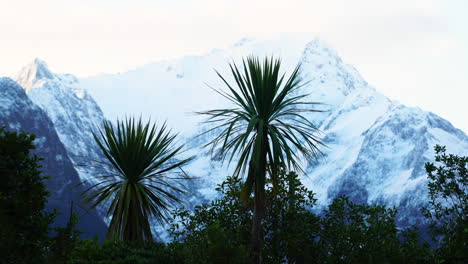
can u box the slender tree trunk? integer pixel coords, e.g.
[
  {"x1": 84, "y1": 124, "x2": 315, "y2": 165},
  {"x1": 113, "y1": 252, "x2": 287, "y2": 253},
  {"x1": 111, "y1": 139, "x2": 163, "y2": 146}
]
[
  {"x1": 249, "y1": 184, "x2": 264, "y2": 263},
  {"x1": 248, "y1": 133, "x2": 268, "y2": 263}
]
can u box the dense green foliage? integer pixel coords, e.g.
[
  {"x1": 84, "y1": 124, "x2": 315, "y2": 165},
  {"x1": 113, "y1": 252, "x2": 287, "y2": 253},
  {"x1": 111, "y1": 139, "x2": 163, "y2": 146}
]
[
  {"x1": 262, "y1": 168, "x2": 321, "y2": 263},
  {"x1": 0, "y1": 127, "x2": 55, "y2": 264},
  {"x1": 169, "y1": 174, "x2": 251, "y2": 263},
  {"x1": 82, "y1": 118, "x2": 193, "y2": 241},
  {"x1": 319, "y1": 197, "x2": 428, "y2": 263},
  {"x1": 424, "y1": 145, "x2": 467, "y2": 263},
  {"x1": 198, "y1": 56, "x2": 323, "y2": 261},
  {"x1": 2, "y1": 123, "x2": 466, "y2": 264},
  {"x1": 59, "y1": 168, "x2": 437, "y2": 263},
  {"x1": 69, "y1": 239, "x2": 180, "y2": 264},
  {"x1": 48, "y1": 211, "x2": 83, "y2": 264},
  {"x1": 168, "y1": 169, "x2": 320, "y2": 263},
  {"x1": 168, "y1": 170, "x2": 433, "y2": 264}
]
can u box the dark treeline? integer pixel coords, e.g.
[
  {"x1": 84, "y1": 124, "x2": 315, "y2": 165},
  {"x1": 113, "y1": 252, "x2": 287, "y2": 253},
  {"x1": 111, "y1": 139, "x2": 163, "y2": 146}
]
[{"x1": 0, "y1": 127, "x2": 466, "y2": 263}]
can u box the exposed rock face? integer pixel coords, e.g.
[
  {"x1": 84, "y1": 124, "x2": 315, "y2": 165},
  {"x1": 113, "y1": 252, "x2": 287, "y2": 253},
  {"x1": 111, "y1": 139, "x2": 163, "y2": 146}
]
[
  {"x1": 0, "y1": 77, "x2": 106, "y2": 239},
  {"x1": 15, "y1": 59, "x2": 108, "y2": 188},
  {"x1": 79, "y1": 37, "x2": 468, "y2": 227}
]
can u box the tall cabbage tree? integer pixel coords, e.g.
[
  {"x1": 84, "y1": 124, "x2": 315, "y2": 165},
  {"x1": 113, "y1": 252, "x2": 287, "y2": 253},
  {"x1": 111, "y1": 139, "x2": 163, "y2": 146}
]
[
  {"x1": 82, "y1": 118, "x2": 192, "y2": 241},
  {"x1": 199, "y1": 56, "x2": 324, "y2": 262}
]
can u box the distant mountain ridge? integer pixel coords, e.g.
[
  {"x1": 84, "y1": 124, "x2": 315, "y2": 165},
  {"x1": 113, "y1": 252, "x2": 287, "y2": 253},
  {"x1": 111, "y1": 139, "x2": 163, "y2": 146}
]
[
  {"x1": 79, "y1": 36, "x2": 467, "y2": 226},
  {"x1": 15, "y1": 58, "x2": 108, "y2": 188},
  {"x1": 0, "y1": 77, "x2": 106, "y2": 239},
  {"x1": 3, "y1": 36, "x2": 467, "y2": 238}
]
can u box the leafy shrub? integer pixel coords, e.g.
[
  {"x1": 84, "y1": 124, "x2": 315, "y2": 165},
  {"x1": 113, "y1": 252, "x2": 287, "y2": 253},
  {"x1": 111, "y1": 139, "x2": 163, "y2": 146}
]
[
  {"x1": 262, "y1": 169, "x2": 321, "y2": 263},
  {"x1": 0, "y1": 128, "x2": 55, "y2": 264},
  {"x1": 170, "y1": 168, "x2": 433, "y2": 264},
  {"x1": 424, "y1": 145, "x2": 467, "y2": 263},
  {"x1": 71, "y1": 239, "x2": 178, "y2": 264},
  {"x1": 320, "y1": 196, "x2": 402, "y2": 263},
  {"x1": 48, "y1": 211, "x2": 82, "y2": 263},
  {"x1": 169, "y1": 175, "x2": 251, "y2": 263}
]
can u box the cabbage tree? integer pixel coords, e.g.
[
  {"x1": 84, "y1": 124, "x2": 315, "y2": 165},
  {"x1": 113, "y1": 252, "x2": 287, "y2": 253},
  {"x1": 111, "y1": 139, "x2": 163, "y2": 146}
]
[
  {"x1": 82, "y1": 118, "x2": 192, "y2": 241},
  {"x1": 199, "y1": 57, "x2": 323, "y2": 262}
]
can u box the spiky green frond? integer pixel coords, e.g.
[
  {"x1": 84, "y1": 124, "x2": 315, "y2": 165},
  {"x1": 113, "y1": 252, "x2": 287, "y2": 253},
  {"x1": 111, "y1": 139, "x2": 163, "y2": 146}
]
[
  {"x1": 198, "y1": 56, "x2": 324, "y2": 195},
  {"x1": 82, "y1": 117, "x2": 193, "y2": 241}
]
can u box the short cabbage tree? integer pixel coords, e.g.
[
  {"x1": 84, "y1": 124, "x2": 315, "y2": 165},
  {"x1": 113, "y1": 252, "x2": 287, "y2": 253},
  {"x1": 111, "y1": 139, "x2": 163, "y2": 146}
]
[{"x1": 82, "y1": 118, "x2": 192, "y2": 241}]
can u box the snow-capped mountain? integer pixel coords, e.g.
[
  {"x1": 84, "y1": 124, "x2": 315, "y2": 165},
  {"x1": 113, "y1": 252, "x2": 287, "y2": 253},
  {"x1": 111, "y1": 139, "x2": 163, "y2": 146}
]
[
  {"x1": 15, "y1": 59, "x2": 108, "y2": 188},
  {"x1": 4, "y1": 35, "x2": 467, "y2": 237},
  {"x1": 0, "y1": 77, "x2": 106, "y2": 238},
  {"x1": 79, "y1": 36, "x2": 468, "y2": 226}
]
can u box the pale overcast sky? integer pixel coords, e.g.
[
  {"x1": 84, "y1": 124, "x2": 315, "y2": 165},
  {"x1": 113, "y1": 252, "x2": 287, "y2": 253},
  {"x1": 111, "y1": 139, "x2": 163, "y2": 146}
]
[{"x1": 0, "y1": 0, "x2": 467, "y2": 132}]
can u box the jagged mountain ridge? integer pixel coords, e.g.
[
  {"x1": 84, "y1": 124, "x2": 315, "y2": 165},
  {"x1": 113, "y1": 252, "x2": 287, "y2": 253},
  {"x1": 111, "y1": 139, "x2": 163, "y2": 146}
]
[
  {"x1": 15, "y1": 59, "x2": 109, "y2": 189},
  {"x1": 0, "y1": 77, "x2": 106, "y2": 239},
  {"x1": 4, "y1": 35, "x2": 467, "y2": 238},
  {"x1": 79, "y1": 36, "x2": 468, "y2": 226},
  {"x1": 11, "y1": 60, "x2": 204, "y2": 239}
]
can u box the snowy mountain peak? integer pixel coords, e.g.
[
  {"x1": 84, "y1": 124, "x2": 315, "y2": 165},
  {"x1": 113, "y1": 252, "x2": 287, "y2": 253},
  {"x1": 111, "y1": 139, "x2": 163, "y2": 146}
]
[
  {"x1": 9, "y1": 57, "x2": 109, "y2": 222},
  {"x1": 303, "y1": 38, "x2": 338, "y2": 59},
  {"x1": 15, "y1": 58, "x2": 54, "y2": 93},
  {"x1": 3, "y1": 35, "x2": 467, "y2": 237},
  {"x1": 13, "y1": 58, "x2": 92, "y2": 100},
  {"x1": 33, "y1": 57, "x2": 49, "y2": 68},
  {"x1": 0, "y1": 76, "x2": 107, "y2": 239},
  {"x1": 233, "y1": 37, "x2": 255, "y2": 47}
]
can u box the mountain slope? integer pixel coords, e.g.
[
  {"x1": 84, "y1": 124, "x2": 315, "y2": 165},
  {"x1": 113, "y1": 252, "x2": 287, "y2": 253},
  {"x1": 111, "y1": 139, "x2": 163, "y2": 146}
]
[
  {"x1": 15, "y1": 59, "x2": 108, "y2": 188},
  {"x1": 79, "y1": 36, "x2": 468, "y2": 226},
  {"x1": 0, "y1": 77, "x2": 106, "y2": 238},
  {"x1": 5, "y1": 35, "x2": 465, "y2": 239}
]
